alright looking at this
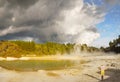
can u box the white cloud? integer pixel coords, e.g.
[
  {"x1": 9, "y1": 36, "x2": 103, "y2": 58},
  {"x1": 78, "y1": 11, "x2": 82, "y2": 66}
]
[{"x1": 55, "y1": 0, "x2": 104, "y2": 44}]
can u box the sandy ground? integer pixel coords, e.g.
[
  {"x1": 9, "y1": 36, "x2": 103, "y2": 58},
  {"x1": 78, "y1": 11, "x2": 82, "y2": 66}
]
[{"x1": 0, "y1": 53, "x2": 120, "y2": 82}]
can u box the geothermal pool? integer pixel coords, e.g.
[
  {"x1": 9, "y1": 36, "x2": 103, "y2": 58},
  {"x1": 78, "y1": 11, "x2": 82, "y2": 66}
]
[{"x1": 0, "y1": 60, "x2": 78, "y2": 71}]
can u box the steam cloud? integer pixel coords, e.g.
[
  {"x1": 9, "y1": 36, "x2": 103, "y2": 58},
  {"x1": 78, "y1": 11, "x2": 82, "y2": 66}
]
[{"x1": 0, "y1": 0, "x2": 108, "y2": 44}]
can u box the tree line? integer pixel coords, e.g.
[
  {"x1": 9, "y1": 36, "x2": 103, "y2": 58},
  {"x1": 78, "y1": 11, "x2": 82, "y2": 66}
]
[
  {"x1": 0, "y1": 40, "x2": 99, "y2": 58},
  {"x1": 0, "y1": 35, "x2": 119, "y2": 58}
]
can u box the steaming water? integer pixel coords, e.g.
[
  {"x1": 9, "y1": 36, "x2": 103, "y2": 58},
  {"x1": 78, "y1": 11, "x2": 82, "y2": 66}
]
[
  {"x1": 0, "y1": 55, "x2": 85, "y2": 82},
  {"x1": 0, "y1": 53, "x2": 120, "y2": 82},
  {"x1": 0, "y1": 60, "x2": 76, "y2": 71}
]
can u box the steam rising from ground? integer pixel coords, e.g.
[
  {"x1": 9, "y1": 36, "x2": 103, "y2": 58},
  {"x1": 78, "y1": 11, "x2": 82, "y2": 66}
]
[
  {"x1": 0, "y1": 0, "x2": 106, "y2": 44},
  {"x1": 0, "y1": 52, "x2": 120, "y2": 82}
]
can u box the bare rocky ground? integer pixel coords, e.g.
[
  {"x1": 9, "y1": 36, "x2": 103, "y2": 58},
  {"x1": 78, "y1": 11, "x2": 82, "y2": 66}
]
[{"x1": 0, "y1": 53, "x2": 120, "y2": 82}]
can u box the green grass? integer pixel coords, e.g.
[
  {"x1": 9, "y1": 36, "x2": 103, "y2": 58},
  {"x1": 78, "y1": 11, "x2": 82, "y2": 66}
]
[{"x1": 0, "y1": 60, "x2": 75, "y2": 71}]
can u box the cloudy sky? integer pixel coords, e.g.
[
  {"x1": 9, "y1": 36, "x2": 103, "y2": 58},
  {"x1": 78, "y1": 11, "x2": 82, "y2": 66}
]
[{"x1": 0, "y1": 0, "x2": 120, "y2": 47}]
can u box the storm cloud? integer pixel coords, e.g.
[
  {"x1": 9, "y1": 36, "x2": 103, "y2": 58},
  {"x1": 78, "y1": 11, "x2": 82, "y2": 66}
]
[
  {"x1": 104, "y1": 0, "x2": 120, "y2": 5},
  {"x1": 0, "y1": 0, "x2": 107, "y2": 44}
]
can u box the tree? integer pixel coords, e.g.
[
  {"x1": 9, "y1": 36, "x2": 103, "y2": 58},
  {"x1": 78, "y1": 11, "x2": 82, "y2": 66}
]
[{"x1": 104, "y1": 35, "x2": 120, "y2": 53}]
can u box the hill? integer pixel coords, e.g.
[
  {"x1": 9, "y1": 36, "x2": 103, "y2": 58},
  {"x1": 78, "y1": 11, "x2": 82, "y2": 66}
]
[{"x1": 0, "y1": 41, "x2": 99, "y2": 58}]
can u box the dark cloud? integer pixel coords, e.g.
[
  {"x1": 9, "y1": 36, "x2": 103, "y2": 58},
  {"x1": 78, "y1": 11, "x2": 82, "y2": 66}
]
[
  {"x1": 0, "y1": 0, "x2": 106, "y2": 44},
  {"x1": 6, "y1": 0, "x2": 38, "y2": 9},
  {"x1": 104, "y1": 0, "x2": 120, "y2": 5},
  {"x1": 86, "y1": 27, "x2": 98, "y2": 33},
  {"x1": 0, "y1": 0, "x2": 6, "y2": 7}
]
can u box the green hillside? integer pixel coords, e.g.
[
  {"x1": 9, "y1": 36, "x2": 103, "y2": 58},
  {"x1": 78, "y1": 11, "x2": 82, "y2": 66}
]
[{"x1": 0, "y1": 40, "x2": 99, "y2": 58}]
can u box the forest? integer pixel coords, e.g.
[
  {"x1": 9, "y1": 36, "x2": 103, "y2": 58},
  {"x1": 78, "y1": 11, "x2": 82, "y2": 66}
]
[
  {"x1": 0, "y1": 40, "x2": 98, "y2": 58},
  {"x1": 0, "y1": 35, "x2": 119, "y2": 58}
]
